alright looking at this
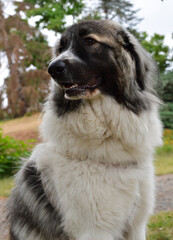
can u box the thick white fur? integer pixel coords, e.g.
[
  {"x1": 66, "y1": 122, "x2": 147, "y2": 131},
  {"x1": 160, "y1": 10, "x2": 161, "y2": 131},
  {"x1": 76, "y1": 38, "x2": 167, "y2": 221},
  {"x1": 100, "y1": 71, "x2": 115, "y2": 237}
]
[{"x1": 29, "y1": 82, "x2": 162, "y2": 240}]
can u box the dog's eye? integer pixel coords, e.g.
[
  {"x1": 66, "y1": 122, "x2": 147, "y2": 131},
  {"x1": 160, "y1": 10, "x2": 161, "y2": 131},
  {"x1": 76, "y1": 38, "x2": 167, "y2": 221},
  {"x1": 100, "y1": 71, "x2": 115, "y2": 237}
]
[{"x1": 84, "y1": 37, "x2": 97, "y2": 46}]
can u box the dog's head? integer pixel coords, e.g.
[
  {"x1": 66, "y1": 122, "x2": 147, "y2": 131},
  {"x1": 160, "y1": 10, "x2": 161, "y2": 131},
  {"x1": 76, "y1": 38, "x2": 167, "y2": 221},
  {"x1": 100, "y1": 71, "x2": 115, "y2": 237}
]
[{"x1": 48, "y1": 20, "x2": 157, "y2": 114}]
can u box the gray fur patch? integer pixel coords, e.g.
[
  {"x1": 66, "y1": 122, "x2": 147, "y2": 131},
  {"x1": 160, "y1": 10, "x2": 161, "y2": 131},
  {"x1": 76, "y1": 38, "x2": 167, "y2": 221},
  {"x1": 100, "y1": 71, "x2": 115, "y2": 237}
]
[{"x1": 7, "y1": 161, "x2": 69, "y2": 240}]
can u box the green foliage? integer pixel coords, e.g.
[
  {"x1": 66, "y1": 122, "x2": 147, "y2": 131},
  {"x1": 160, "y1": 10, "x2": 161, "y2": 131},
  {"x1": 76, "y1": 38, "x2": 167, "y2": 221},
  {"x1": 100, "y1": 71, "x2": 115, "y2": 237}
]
[
  {"x1": 160, "y1": 103, "x2": 173, "y2": 129},
  {"x1": 159, "y1": 72, "x2": 173, "y2": 129},
  {"x1": 0, "y1": 177, "x2": 14, "y2": 197},
  {"x1": 157, "y1": 129, "x2": 173, "y2": 153},
  {"x1": 133, "y1": 34, "x2": 173, "y2": 127},
  {"x1": 22, "y1": 0, "x2": 142, "y2": 31},
  {"x1": 24, "y1": 0, "x2": 84, "y2": 32},
  {"x1": 0, "y1": 129, "x2": 32, "y2": 176},
  {"x1": 160, "y1": 71, "x2": 173, "y2": 102},
  {"x1": 23, "y1": 31, "x2": 50, "y2": 70},
  {"x1": 147, "y1": 212, "x2": 173, "y2": 240},
  {"x1": 155, "y1": 129, "x2": 173, "y2": 175},
  {"x1": 137, "y1": 32, "x2": 170, "y2": 72}
]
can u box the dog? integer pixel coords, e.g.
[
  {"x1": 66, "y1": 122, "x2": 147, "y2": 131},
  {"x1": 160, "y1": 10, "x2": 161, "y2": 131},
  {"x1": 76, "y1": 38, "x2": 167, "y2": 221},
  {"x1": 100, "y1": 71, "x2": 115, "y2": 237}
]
[{"x1": 7, "y1": 20, "x2": 162, "y2": 240}]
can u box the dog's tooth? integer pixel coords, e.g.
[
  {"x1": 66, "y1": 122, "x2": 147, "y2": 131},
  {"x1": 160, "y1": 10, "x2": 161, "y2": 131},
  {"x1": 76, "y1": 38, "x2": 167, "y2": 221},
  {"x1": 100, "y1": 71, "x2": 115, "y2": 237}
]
[{"x1": 70, "y1": 84, "x2": 78, "y2": 89}]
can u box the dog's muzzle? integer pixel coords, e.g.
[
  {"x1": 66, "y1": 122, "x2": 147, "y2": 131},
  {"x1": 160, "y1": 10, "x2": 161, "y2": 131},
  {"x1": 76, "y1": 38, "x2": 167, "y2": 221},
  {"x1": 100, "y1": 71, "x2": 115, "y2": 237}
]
[{"x1": 48, "y1": 59, "x2": 102, "y2": 100}]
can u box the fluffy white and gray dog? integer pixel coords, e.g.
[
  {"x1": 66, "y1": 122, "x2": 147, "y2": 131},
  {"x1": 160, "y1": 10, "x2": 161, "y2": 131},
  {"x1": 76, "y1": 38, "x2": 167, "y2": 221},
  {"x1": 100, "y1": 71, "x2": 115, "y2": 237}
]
[{"x1": 7, "y1": 20, "x2": 162, "y2": 240}]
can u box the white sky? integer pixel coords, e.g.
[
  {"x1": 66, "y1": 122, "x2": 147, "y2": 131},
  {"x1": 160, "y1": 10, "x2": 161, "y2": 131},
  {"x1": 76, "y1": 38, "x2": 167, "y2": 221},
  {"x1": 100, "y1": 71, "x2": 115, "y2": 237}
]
[
  {"x1": 133, "y1": 0, "x2": 173, "y2": 48},
  {"x1": 0, "y1": 0, "x2": 173, "y2": 87}
]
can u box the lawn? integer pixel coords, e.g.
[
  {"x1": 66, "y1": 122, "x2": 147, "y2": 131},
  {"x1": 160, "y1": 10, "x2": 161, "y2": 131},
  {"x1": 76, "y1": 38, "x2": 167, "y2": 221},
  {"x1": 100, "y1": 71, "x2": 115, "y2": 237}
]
[
  {"x1": 0, "y1": 177, "x2": 14, "y2": 197},
  {"x1": 147, "y1": 212, "x2": 173, "y2": 240},
  {"x1": 155, "y1": 153, "x2": 173, "y2": 175},
  {"x1": 155, "y1": 129, "x2": 173, "y2": 175}
]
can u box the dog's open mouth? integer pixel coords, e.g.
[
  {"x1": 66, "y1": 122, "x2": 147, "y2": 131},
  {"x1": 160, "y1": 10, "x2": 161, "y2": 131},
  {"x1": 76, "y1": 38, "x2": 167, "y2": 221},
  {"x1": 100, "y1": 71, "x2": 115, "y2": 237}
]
[{"x1": 60, "y1": 76, "x2": 102, "y2": 100}]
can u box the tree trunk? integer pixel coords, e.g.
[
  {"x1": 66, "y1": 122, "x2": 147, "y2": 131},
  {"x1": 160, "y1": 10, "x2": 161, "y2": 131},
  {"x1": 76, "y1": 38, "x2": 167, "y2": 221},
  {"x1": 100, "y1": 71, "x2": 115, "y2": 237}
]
[{"x1": 0, "y1": 1, "x2": 26, "y2": 117}]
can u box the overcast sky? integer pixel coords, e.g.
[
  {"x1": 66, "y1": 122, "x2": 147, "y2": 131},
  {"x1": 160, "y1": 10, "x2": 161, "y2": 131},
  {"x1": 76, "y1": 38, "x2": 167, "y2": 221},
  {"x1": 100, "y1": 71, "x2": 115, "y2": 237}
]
[
  {"x1": 134, "y1": 0, "x2": 173, "y2": 48},
  {"x1": 0, "y1": 0, "x2": 173, "y2": 87}
]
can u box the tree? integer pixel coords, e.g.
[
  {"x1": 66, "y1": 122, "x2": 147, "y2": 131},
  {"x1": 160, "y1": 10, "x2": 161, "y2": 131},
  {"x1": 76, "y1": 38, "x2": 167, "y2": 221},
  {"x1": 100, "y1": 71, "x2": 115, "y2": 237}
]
[
  {"x1": 0, "y1": 1, "x2": 50, "y2": 118},
  {"x1": 96, "y1": 0, "x2": 142, "y2": 29},
  {"x1": 134, "y1": 32, "x2": 173, "y2": 128},
  {"x1": 23, "y1": 0, "x2": 84, "y2": 32},
  {"x1": 22, "y1": 0, "x2": 142, "y2": 32},
  {"x1": 160, "y1": 71, "x2": 173, "y2": 129},
  {"x1": 0, "y1": 1, "x2": 26, "y2": 117},
  {"x1": 135, "y1": 32, "x2": 171, "y2": 73}
]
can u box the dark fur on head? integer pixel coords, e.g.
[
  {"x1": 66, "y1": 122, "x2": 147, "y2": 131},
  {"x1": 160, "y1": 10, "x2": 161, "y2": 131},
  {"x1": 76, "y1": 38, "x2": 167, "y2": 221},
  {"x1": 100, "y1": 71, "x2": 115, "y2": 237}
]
[{"x1": 48, "y1": 20, "x2": 157, "y2": 116}]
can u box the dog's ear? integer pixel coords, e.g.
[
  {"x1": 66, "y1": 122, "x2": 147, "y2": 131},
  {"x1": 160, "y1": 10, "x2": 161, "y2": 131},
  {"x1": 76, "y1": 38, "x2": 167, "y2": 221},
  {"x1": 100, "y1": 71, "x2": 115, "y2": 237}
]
[{"x1": 118, "y1": 31, "x2": 147, "y2": 91}]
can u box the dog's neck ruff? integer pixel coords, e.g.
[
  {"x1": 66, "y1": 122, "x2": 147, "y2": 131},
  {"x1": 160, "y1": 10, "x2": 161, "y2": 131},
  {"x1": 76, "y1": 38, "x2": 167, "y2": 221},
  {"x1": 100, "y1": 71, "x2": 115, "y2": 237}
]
[{"x1": 40, "y1": 94, "x2": 162, "y2": 165}]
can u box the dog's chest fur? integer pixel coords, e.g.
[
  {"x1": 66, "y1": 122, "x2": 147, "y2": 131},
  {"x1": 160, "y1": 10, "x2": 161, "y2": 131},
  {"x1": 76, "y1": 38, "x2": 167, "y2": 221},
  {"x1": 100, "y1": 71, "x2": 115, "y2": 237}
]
[
  {"x1": 29, "y1": 95, "x2": 162, "y2": 239},
  {"x1": 40, "y1": 94, "x2": 161, "y2": 164},
  {"x1": 43, "y1": 155, "x2": 140, "y2": 240}
]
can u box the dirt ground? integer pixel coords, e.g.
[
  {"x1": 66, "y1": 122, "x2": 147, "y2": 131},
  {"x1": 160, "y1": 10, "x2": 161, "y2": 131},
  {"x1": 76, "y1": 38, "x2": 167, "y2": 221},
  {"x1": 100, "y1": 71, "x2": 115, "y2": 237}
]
[
  {"x1": 0, "y1": 174, "x2": 173, "y2": 240},
  {"x1": 155, "y1": 174, "x2": 173, "y2": 212},
  {"x1": 0, "y1": 113, "x2": 42, "y2": 142}
]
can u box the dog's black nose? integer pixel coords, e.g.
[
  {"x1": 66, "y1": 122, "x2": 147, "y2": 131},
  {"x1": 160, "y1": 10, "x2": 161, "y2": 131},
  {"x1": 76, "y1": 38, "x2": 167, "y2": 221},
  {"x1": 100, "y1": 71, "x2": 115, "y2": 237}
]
[{"x1": 48, "y1": 60, "x2": 66, "y2": 77}]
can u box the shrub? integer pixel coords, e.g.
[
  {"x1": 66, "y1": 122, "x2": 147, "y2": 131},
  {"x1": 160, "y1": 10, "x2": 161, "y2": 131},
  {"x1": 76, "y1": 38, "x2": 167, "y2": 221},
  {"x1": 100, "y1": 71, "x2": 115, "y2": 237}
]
[
  {"x1": 159, "y1": 71, "x2": 173, "y2": 129},
  {"x1": 157, "y1": 129, "x2": 173, "y2": 154},
  {"x1": 160, "y1": 103, "x2": 173, "y2": 129},
  {"x1": 0, "y1": 129, "x2": 32, "y2": 177}
]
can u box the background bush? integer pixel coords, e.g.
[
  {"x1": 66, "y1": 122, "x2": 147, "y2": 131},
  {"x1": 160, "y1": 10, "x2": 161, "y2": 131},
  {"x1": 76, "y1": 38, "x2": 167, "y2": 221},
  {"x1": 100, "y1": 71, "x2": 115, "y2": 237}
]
[
  {"x1": 159, "y1": 71, "x2": 173, "y2": 129},
  {"x1": 160, "y1": 103, "x2": 173, "y2": 129},
  {"x1": 0, "y1": 129, "x2": 32, "y2": 177}
]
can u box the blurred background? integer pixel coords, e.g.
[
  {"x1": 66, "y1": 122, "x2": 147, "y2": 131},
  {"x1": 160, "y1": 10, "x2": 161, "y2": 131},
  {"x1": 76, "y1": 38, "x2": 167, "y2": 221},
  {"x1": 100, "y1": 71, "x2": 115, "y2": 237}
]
[
  {"x1": 0, "y1": 0, "x2": 173, "y2": 125},
  {"x1": 0, "y1": 1, "x2": 173, "y2": 239}
]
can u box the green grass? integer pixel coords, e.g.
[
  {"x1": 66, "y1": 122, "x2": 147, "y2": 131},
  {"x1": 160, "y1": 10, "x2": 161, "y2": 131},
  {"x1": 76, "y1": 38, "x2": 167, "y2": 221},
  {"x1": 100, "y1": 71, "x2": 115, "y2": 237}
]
[
  {"x1": 147, "y1": 212, "x2": 173, "y2": 240},
  {"x1": 0, "y1": 177, "x2": 14, "y2": 197},
  {"x1": 154, "y1": 129, "x2": 173, "y2": 175},
  {"x1": 155, "y1": 152, "x2": 173, "y2": 175}
]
